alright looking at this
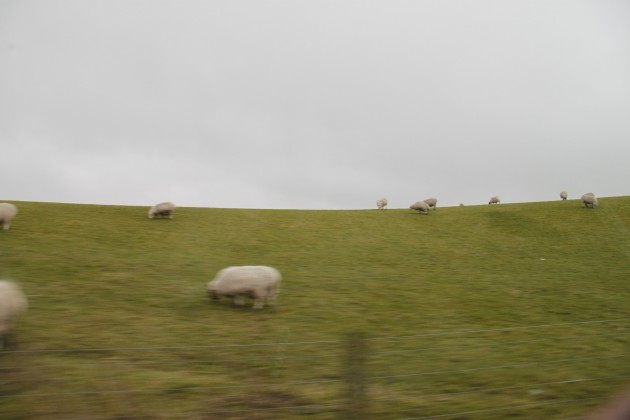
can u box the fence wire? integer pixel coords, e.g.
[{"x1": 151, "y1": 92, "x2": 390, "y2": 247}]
[{"x1": 2, "y1": 317, "x2": 629, "y2": 418}]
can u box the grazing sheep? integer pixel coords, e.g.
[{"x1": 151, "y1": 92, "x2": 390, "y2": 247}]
[
  {"x1": 376, "y1": 198, "x2": 388, "y2": 210},
  {"x1": 0, "y1": 280, "x2": 28, "y2": 350},
  {"x1": 423, "y1": 198, "x2": 438, "y2": 210},
  {"x1": 488, "y1": 196, "x2": 501, "y2": 205},
  {"x1": 560, "y1": 191, "x2": 568, "y2": 200},
  {"x1": 410, "y1": 201, "x2": 430, "y2": 214},
  {"x1": 0, "y1": 203, "x2": 18, "y2": 231},
  {"x1": 208, "y1": 266, "x2": 281, "y2": 309},
  {"x1": 581, "y1": 193, "x2": 598, "y2": 208},
  {"x1": 148, "y1": 202, "x2": 175, "y2": 219}
]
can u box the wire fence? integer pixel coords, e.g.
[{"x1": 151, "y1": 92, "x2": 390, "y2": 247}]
[{"x1": 2, "y1": 318, "x2": 630, "y2": 419}]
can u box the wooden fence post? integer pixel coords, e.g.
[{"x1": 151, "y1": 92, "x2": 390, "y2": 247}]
[{"x1": 342, "y1": 331, "x2": 368, "y2": 419}]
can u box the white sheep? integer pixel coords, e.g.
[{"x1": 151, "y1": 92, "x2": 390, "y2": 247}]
[
  {"x1": 488, "y1": 196, "x2": 501, "y2": 205},
  {"x1": 0, "y1": 280, "x2": 28, "y2": 350},
  {"x1": 423, "y1": 198, "x2": 438, "y2": 210},
  {"x1": 0, "y1": 203, "x2": 18, "y2": 230},
  {"x1": 560, "y1": 191, "x2": 568, "y2": 200},
  {"x1": 376, "y1": 198, "x2": 388, "y2": 210},
  {"x1": 148, "y1": 202, "x2": 175, "y2": 219},
  {"x1": 581, "y1": 193, "x2": 598, "y2": 208},
  {"x1": 208, "y1": 266, "x2": 281, "y2": 309},
  {"x1": 410, "y1": 201, "x2": 430, "y2": 214}
]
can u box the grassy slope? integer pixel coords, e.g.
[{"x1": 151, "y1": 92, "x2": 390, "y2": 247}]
[{"x1": 1, "y1": 197, "x2": 629, "y2": 418}]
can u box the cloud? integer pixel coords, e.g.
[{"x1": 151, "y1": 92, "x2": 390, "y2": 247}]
[{"x1": 1, "y1": 0, "x2": 629, "y2": 209}]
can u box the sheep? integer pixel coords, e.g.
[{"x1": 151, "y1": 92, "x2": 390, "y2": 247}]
[
  {"x1": 0, "y1": 280, "x2": 28, "y2": 350},
  {"x1": 208, "y1": 266, "x2": 281, "y2": 309},
  {"x1": 148, "y1": 202, "x2": 175, "y2": 219},
  {"x1": 581, "y1": 193, "x2": 598, "y2": 208},
  {"x1": 560, "y1": 191, "x2": 568, "y2": 200},
  {"x1": 488, "y1": 196, "x2": 501, "y2": 205},
  {"x1": 410, "y1": 201, "x2": 430, "y2": 214},
  {"x1": 423, "y1": 198, "x2": 438, "y2": 210},
  {"x1": 376, "y1": 198, "x2": 388, "y2": 210},
  {"x1": 0, "y1": 203, "x2": 18, "y2": 230}
]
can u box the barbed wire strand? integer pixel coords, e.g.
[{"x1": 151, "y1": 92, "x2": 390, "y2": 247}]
[
  {"x1": 64, "y1": 401, "x2": 340, "y2": 420},
  {"x1": 46, "y1": 395, "x2": 609, "y2": 420},
  {"x1": 5, "y1": 330, "x2": 628, "y2": 373},
  {"x1": 401, "y1": 395, "x2": 607, "y2": 419},
  {"x1": 370, "y1": 353, "x2": 628, "y2": 381},
  {"x1": 368, "y1": 331, "x2": 630, "y2": 359},
  {"x1": 369, "y1": 375, "x2": 629, "y2": 403},
  {"x1": 0, "y1": 378, "x2": 344, "y2": 399},
  {"x1": 3, "y1": 354, "x2": 627, "y2": 400},
  {"x1": 5, "y1": 317, "x2": 628, "y2": 354},
  {"x1": 370, "y1": 318, "x2": 630, "y2": 342}
]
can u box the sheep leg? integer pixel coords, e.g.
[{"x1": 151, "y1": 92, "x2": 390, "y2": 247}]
[
  {"x1": 252, "y1": 290, "x2": 266, "y2": 309},
  {"x1": 266, "y1": 287, "x2": 278, "y2": 307},
  {"x1": 233, "y1": 296, "x2": 245, "y2": 306}
]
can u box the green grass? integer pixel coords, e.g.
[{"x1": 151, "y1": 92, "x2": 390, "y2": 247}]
[{"x1": 1, "y1": 197, "x2": 629, "y2": 418}]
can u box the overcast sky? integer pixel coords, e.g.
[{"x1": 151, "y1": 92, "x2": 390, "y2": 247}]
[{"x1": 1, "y1": 0, "x2": 629, "y2": 209}]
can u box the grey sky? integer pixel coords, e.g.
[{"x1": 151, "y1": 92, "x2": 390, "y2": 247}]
[{"x1": 1, "y1": 0, "x2": 629, "y2": 209}]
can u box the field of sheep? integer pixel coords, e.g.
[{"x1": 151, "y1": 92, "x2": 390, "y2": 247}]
[{"x1": 1, "y1": 197, "x2": 630, "y2": 419}]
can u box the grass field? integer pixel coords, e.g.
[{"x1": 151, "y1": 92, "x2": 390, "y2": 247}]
[{"x1": 1, "y1": 197, "x2": 629, "y2": 419}]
